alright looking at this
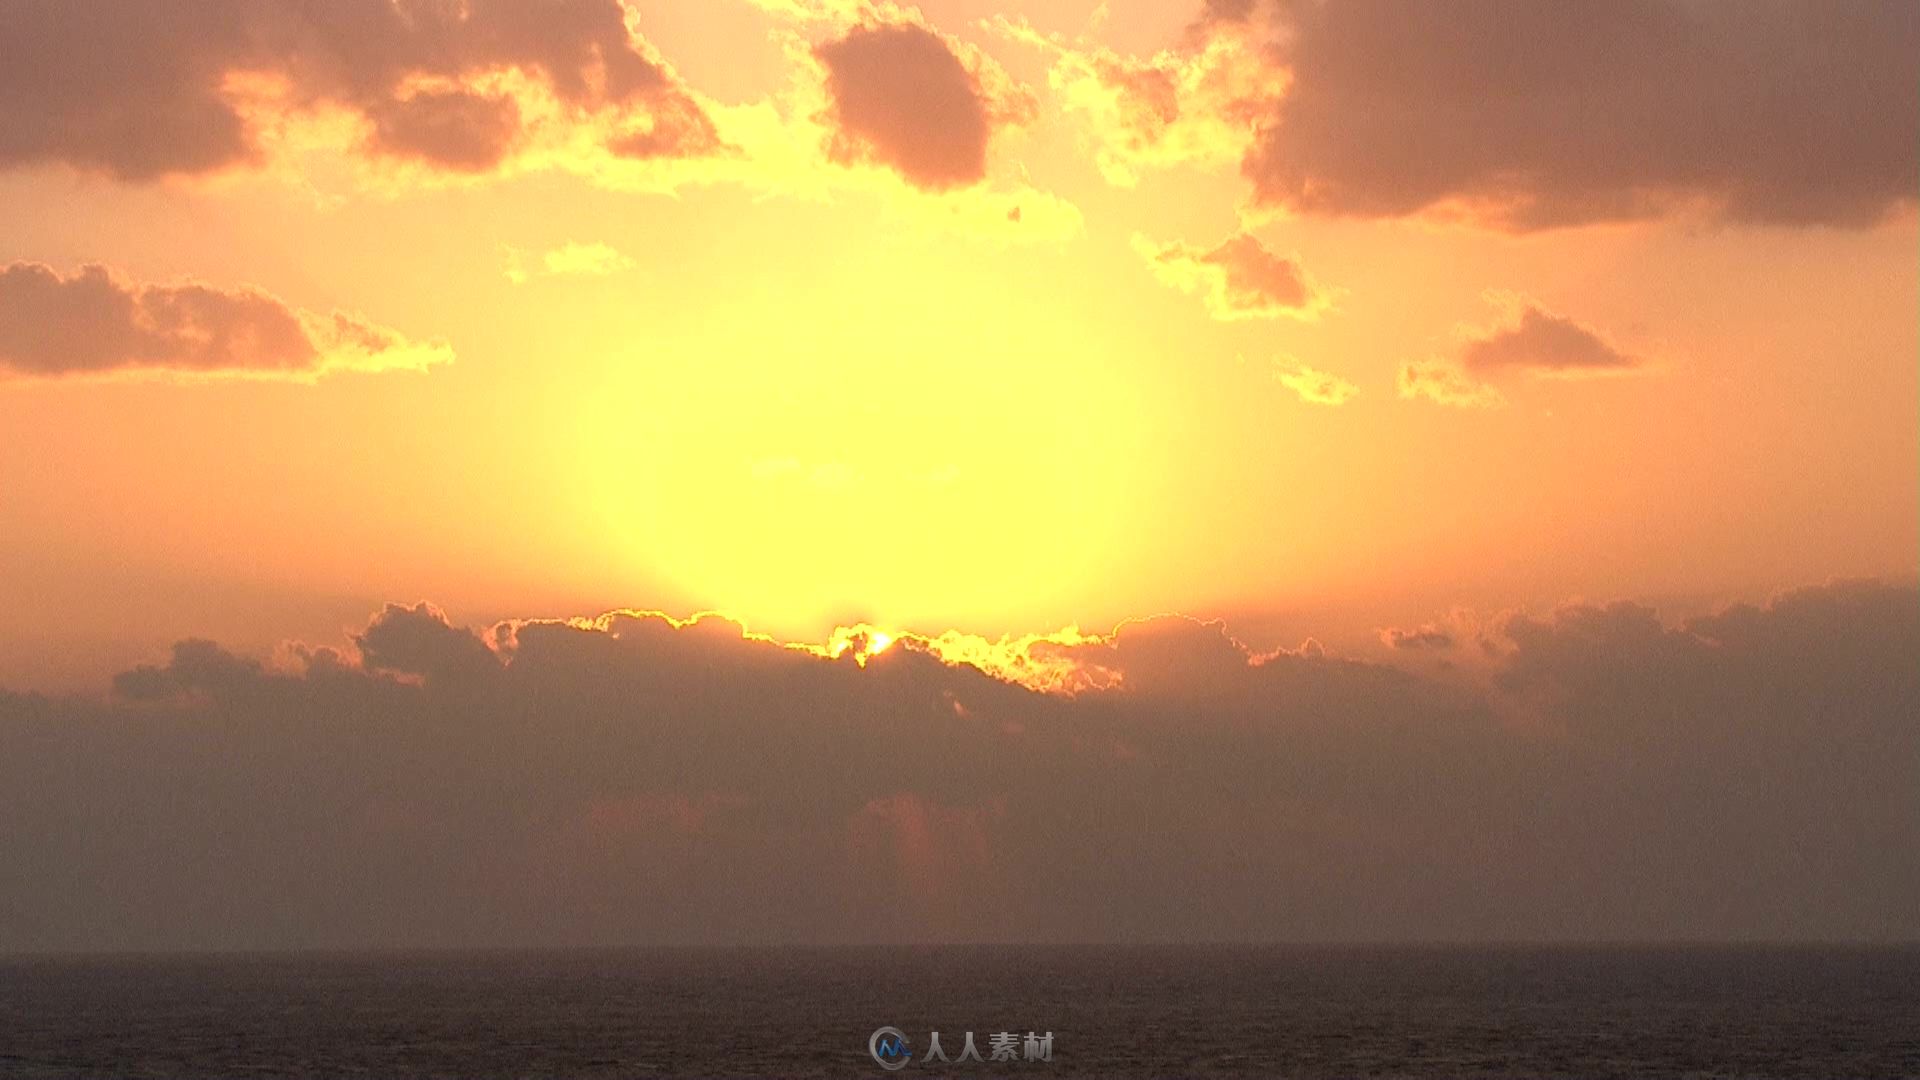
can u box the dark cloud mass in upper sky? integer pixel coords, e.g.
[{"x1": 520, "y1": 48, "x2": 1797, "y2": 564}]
[
  {"x1": 1, "y1": 0, "x2": 1910, "y2": 231},
  {"x1": 1, "y1": 581, "x2": 1913, "y2": 950},
  {"x1": 1240, "y1": 0, "x2": 1920, "y2": 229},
  {"x1": 815, "y1": 22, "x2": 997, "y2": 191},
  {"x1": 0, "y1": 0, "x2": 718, "y2": 178}
]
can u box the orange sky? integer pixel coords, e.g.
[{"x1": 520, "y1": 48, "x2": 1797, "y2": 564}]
[
  {"x1": 0, "y1": 0, "x2": 1918, "y2": 953},
  {"x1": 0, "y1": 0, "x2": 1914, "y2": 692}
]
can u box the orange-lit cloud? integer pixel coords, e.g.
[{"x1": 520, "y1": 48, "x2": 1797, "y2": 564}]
[
  {"x1": 1233, "y1": 0, "x2": 1919, "y2": 229},
  {"x1": 910, "y1": 624, "x2": 1114, "y2": 695},
  {"x1": 0, "y1": 2, "x2": 1084, "y2": 247},
  {"x1": 502, "y1": 240, "x2": 637, "y2": 284},
  {"x1": 1397, "y1": 359, "x2": 1505, "y2": 410},
  {"x1": 0, "y1": 0, "x2": 720, "y2": 181},
  {"x1": 1133, "y1": 232, "x2": 1331, "y2": 321},
  {"x1": 1271, "y1": 360, "x2": 1358, "y2": 406},
  {"x1": 0, "y1": 262, "x2": 448, "y2": 381},
  {"x1": 991, "y1": 11, "x2": 1283, "y2": 187},
  {"x1": 521, "y1": 7, "x2": 1082, "y2": 246}
]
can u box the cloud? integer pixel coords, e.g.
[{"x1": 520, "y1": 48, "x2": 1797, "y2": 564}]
[
  {"x1": 1193, "y1": 0, "x2": 1261, "y2": 29},
  {"x1": 1236, "y1": 0, "x2": 1919, "y2": 229},
  {"x1": 1, "y1": 579, "x2": 1914, "y2": 948},
  {"x1": 354, "y1": 601, "x2": 501, "y2": 686},
  {"x1": 112, "y1": 638, "x2": 267, "y2": 701},
  {"x1": 0, "y1": 2, "x2": 1077, "y2": 245},
  {"x1": 990, "y1": 13, "x2": 1283, "y2": 187},
  {"x1": 0, "y1": 0, "x2": 721, "y2": 182},
  {"x1": 1272, "y1": 360, "x2": 1357, "y2": 406},
  {"x1": 1134, "y1": 232, "x2": 1331, "y2": 320},
  {"x1": 361, "y1": 88, "x2": 524, "y2": 172},
  {"x1": 1401, "y1": 296, "x2": 1642, "y2": 406},
  {"x1": 1461, "y1": 300, "x2": 1640, "y2": 376},
  {"x1": 0, "y1": 262, "x2": 449, "y2": 381},
  {"x1": 543, "y1": 241, "x2": 636, "y2": 278},
  {"x1": 503, "y1": 241, "x2": 637, "y2": 283},
  {"x1": 1381, "y1": 625, "x2": 1455, "y2": 650},
  {"x1": 813, "y1": 21, "x2": 1032, "y2": 191},
  {"x1": 1397, "y1": 359, "x2": 1505, "y2": 409}
]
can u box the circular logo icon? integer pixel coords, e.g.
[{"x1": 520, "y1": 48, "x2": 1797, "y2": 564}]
[{"x1": 869, "y1": 1026, "x2": 912, "y2": 1070}]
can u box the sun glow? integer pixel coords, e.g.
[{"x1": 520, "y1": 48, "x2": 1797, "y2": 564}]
[
  {"x1": 552, "y1": 226, "x2": 1173, "y2": 639},
  {"x1": 826, "y1": 624, "x2": 895, "y2": 665}
]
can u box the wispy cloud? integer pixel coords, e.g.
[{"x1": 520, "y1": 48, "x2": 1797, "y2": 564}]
[
  {"x1": 1272, "y1": 360, "x2": 1358, "y2": 406},
  {"x1": 503, "y1": 241, "x2": 638, "y2": 284},
  {"x1": 1134, "y1": 232, "x2": 1333, "y2": 321}
]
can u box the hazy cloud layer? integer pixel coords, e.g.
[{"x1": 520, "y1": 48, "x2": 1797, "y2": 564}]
[
  {"x1": 1, "y1": 581, "x2": 1913, "y2": 949},
  {"x1": 1238, "y1": 0, "x2": 1919, "y2": 229},
  {"x1": 0, "y1": 263, "x2": 448, "y2": 380},
  {"x1": 0, "y1": 0, "x2": 719, "y2": 180},
  {"x1": 1135, "y1": 233, "x2": 1329, "y2": 320},
  {"x1": 815, "y1": 21, "x2": 1031, "y2": 191}
]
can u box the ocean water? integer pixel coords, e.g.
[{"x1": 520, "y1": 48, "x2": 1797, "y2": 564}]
[{"x1": 0, "y1": 945, "x2": 1915, "y2": 1078}]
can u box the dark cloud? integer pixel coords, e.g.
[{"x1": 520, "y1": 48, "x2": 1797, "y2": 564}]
[
  {"x1": 1461, "y1": 302, "x2": 1639, "y2": 375},
  {"x1": 0, "y1": 262, "x2": 447, "y2": 379},
  {"x1": 1239, "y1": 0, "x2": 1920, "y2": 229},
  {"x1": 0, "y1": 0, "x2": 718, "y2": 180},
  {"x1": 362, "y1": 89, "x2": 523, "y2": 172},
  {"x1": 1401, "y1": 297, "x2": 1639, "y2": 406},
  {"x1": 355, "y1": 602, "x2": 501, "y2": 685},
  {"x1": 113, "y1": 639, "x2": 265, "y2": 701},
  {"x1": 815, "y1": 22, "x2": 1021, "y2": 191},
  {"x1": 0, "y1": 580, "x2": 1914, "y2": 949},
  {"x1": 1197, "y1": 0, "x2": 1260, "y2": 27}
]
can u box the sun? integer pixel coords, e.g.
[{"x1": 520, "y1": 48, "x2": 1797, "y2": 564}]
[{"x1": 827, "y1": 625, "x2": 897, "y2": 665}]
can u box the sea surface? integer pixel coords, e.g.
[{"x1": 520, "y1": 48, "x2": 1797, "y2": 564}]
[{"x1": 0, "y1": 945, "x2": 1915, "y2": 1078}]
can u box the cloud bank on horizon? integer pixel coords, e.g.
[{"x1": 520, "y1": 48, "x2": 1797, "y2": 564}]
[{"x1": 2, "y1": 580, "x2": 1913, "y2": 949}]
